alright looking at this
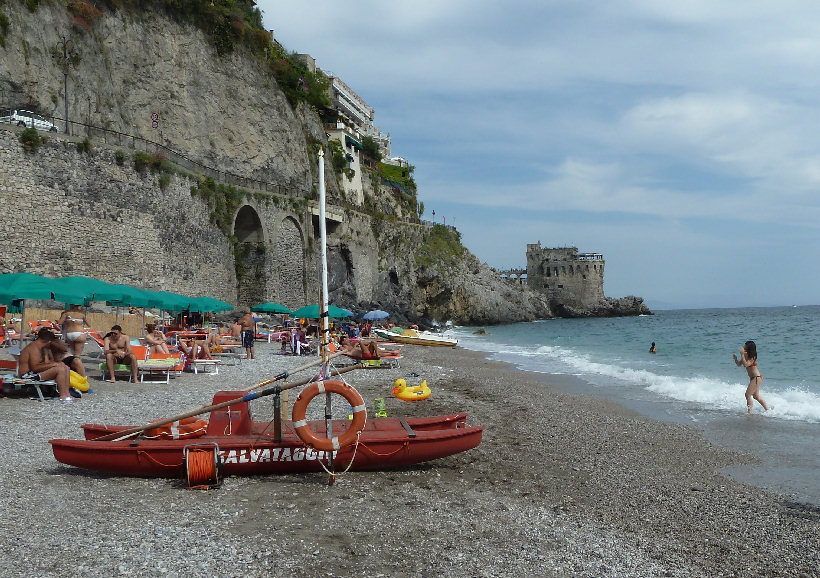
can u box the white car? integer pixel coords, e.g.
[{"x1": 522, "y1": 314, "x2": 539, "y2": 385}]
[{"x1": 0, "y1": 109, "x2": 59, "y2": 132}]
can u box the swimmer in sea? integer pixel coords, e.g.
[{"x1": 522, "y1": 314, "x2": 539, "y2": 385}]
[{"x1": 733, "y1": 340, "x2": 769, "y2": 414}]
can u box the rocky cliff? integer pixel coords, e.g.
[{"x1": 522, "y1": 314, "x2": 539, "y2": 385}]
[{"x1": 0, "y1": 1, "x2": 644, "y2": 325}]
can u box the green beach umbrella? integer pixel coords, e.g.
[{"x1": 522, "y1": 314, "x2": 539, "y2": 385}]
[
  {"x1": 290, "y1": 304, "x2": 354, "y2": 319},
  {"x1": 0, "y1": 272, "x2": 57, "y2": 303},
  {"x1": 51, "y1": 275, "x2": 129, "y2": 305},
  {"x1": 0, "y1": 272, "x2": 63, "y2": 340},
  {"x1": 150, "y1": 291, "x2": 193, "y2": 312},
  {"x1": 251, "y1": 302, "x2": 292, "y2": 314},
  {"x1": 189, "y1": 296, "x2": 234, "y2": 313},
  {"x1": 106, "y1": 284, "x2": 165, "y2": 309}
]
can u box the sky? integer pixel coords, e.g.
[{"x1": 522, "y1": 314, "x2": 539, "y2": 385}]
[{"x1": 257, "y1": 1, "x2": 820, "y2": 310}]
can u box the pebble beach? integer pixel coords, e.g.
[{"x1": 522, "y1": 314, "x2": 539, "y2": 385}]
[{"x1": 0, "y1": 342, "x2": 818, "y2": 577}]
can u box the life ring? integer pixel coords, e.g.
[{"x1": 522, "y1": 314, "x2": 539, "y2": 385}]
[
  {"x1": 144, "y1": 417, "x2": 208, "y2": 440},
  {"x1": 292, "y1": 380, "x2": 367, "y2": 451}
]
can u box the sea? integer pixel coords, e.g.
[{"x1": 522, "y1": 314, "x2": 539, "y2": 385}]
[{"x1": 449, "y1": 306, "x2": 820, "y2": 505}]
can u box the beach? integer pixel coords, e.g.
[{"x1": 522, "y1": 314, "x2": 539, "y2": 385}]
[{"x1": 0, "y1": 342, "x2": 818, "y2": 577}]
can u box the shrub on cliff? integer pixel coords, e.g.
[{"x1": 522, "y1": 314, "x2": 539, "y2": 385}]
[
  {"x1": 415, "y1": 225, "x2": 466, "y2": 269},
  {"x1": 19, "y1": 127, "x2": 43, "y2": 152}
]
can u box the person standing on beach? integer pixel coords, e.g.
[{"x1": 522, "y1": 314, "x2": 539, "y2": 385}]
[
  {"x1": 239, "y1": 309, "x2": 255, "y2": 360},
  {"x1": 733, "y1": 340, "x2": 769, "y2": 414}
]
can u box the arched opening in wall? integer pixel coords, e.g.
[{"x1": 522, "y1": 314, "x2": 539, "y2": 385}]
[
  {"x1": 235, "y1": 205, "x2": 263, "y2": 243},
  {"x1": 233, "y1": 205, "x2": 266, "y2": 307},
  {"x1": 275, "y1": 216, "x2": 306, "y2": 305}
]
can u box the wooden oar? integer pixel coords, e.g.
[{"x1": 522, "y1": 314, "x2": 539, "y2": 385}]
[{"x1": 94, "y1": 352, "x2": 352, "y2": 442}]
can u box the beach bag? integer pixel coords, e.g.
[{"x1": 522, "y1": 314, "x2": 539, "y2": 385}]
[{"x1": 69, "y1": 370, "x2": 90, "y2": 392}]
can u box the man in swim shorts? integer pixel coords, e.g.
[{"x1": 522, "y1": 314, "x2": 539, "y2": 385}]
[
  {"x1": 17, "y1": 328, "x2": 72, "y2": 402},
  {"x1": 238, "y1": 309, "x2": 256, "y2": 360},
  {"x1": 103, "y1": 325, "x2": 139, "y2": 383}
]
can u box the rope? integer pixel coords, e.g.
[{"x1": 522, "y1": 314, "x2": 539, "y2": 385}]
[
  {"x1": 186, "y1": 447, "x2": 219, "y2": 490},
  {"x1": 315, "y1": 431, "x2": 361, "y2": 476},
  {"x1": 357, "y1": 440, "x2": 410, "y2": 458},
  {"x1": 136, "y1": 450, "x2": 182, "y2": 468}
]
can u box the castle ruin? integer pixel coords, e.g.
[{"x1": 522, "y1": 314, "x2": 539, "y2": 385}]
[{"x1": 526, "y1": 243, "x2": 605, "y2": 309}]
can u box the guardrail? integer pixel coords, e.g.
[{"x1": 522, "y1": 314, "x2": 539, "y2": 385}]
[{"x1": 24, "y1": 115, "x2": 314, "y2": 197}]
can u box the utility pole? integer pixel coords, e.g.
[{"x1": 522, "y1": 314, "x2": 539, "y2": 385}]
[{"x1": 52, "y1": 34, "x2": 79, "y2": 135}]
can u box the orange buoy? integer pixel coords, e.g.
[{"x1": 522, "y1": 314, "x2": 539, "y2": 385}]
[
  {"x1": 144, "y1": 417, "x2": 208, "y2": 440},
  {"x1": 292, "y1": 380, "x2": 366, "y2": 451}
]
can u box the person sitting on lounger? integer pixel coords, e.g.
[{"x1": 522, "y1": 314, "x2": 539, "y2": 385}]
[
  {"x1": 18, "y1": 328, "x2": 72, "y2": 402},
  {"x1": 291, "y1": 325, "x2": 310, "y2": 355},
  {"x1": 179, "y1": 338, "x2": 213, "y2": 361},
  {"x1": 103, "y1": 325, "x2": 139, "y2": 383},
  {"x1": 339, "y1": 334, "x2": 387, "y2": 360},
  {"x1": 144, "y1": 323, "x2": 170, "y2": 355},
  {"x1": 49, "y1": 338, "x2": 86, "y2": 378}
]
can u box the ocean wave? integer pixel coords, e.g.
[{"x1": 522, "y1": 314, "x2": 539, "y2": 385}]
[{"x1": 454, "y1": 328, "x2": 820, "y2": 423}]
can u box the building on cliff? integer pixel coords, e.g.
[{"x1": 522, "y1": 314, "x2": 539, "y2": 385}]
[{"x1": 525, "y1": 243, "x2": 605, "y2": 309}]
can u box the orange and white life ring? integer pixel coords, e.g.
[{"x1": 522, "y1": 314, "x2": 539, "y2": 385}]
[
  {"x1": 144, "y1": 417, "x2": 208, "y2": 440},
  {"x1": 292, "y1": 380, "x2": 367, "y2": 451}
]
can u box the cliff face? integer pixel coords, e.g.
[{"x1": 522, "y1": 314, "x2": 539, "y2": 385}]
[
  {"x1": 0, "y1": 2, "x2": 637, "y2": 324},
  {"x1": 0, "y1": 2, "x2": 313, "y2": 188}
]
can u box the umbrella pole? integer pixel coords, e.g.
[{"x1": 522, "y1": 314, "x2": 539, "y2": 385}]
[{"x1": 20, "y1": 299, "x2": 25, "y2": 346}]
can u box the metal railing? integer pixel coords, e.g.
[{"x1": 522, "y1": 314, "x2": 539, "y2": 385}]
[{"x1": 41, "y1": 115, "x2": 314, "y2": 198}]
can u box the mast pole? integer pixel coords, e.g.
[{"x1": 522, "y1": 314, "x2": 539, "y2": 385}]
[
  {"x1": 318, "y1": 147, "x2": 330, "y2": 362},
  {"x1": 318, "y1": 147, "x2": 334, "y2": 481}
]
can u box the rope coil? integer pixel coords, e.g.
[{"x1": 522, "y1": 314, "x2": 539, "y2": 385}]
[{"x1": 183, "y1": 443, "x2": 221, "y2": 490}]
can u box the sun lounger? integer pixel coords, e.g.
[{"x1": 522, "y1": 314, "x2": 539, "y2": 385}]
[
  {"x1": 137, "y1": 359, "x2": 176, "y2": 384},
  {"x1": 188, "y1": 358, "x2": 220, "y2": 375},
  {"x1": 1, "y1": 373, "x2": 58, "y2": 401}
]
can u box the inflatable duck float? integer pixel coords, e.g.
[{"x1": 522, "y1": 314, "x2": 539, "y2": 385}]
[{"x1": 393, "y1": 378, "x2": 431, "y2": 401}]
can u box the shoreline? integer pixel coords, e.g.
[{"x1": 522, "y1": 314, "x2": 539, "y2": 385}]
[
  {"x1": 457, "y1": 341, "x2": 820, "y2": 507},
  {"x1": 0, "y1": 342, "x2": 818, "y2": 576}
]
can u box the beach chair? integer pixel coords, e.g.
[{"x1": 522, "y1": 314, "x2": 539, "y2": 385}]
[
  {"x1": 98, "y1": 345, "x2": 147, "y2": 382},
  {"x1": 0, "y1": 372, "x2": 58, "y2": 401},
  {"x1": 148, "y1": 352, "x2": 185, "y2": 377},
  {"x1": 188, "y1": 358, "x2": 220, "y2": 375}
]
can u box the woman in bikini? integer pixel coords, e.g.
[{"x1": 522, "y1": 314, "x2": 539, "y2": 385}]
[
  {"x1": 733, "y1": 340, "x2": 769, "y2": 413},
  {"x1": 58, "y1": 304, "x2": 87, "y2": 356}
]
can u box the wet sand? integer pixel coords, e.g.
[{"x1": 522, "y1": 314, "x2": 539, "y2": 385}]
[{"x1": 0, "y1": 343, "x2": 818, "y2": 577}]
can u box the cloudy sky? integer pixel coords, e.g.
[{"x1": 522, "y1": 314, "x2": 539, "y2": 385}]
[{"x1": 258, "y1": 1, "x2": 820, "y2": 310}]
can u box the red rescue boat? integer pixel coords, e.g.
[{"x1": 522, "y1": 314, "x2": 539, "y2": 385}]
[{"x1": 49, "y1": 390, "x2": 484, "y2": 478}]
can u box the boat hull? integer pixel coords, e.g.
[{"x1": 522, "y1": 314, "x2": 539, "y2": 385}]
[
  {"x1": 51, "y1": 413, "x2": 483, "y2": 478},
  {"x1": 374, "y1": 329, "x2": 458, "y2": 347}
]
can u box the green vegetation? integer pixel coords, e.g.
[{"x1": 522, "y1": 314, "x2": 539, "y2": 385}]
[
  {"x1": 190, "y1": 175, "x2": 245, "y2": 237},
  {"x1": 327, "y1": 139, "x2": 347, "y2": 175},
  {"x1": 19, "y1": 127, "x2": 42, "y2": 152},
  {"x1": 380, "y1": 162, "x2": 416, "y2": 195},
  {"x1": 115, "y1": 150, "x2": 126, "y2": 165},
  {"x1": 361, "y1": 136, "x2": 381, "y2": 163},
  {"x1": 415, "y1": 225, "x2": 466, "y2": 269},
  {"x1": 68, "y1": 0, "x2": 102, "y2": 33},
  {"x1": 76, "y1": 138, "x2": 92, "y2": 154},
  {"x1": 133, "y1": 150, "x2": 167, "y2": 173},
  {"x1": 24, "y1": 0, "x2": 39, "y2": 12}
]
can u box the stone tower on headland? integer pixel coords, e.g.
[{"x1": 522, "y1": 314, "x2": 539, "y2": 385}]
[{"x1": 526, "y1": 243, "x2": 605, "y2": 309}]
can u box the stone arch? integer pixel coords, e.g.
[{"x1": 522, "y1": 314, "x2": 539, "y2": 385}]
[
  {"x1": 234, "y1": 205, "x2": 264, "y2": 243},
  {"x1": 275, "y1": 216, "x2": 306, "y2": 305},
  {"x1": 233, "y1": 205, "x2": 266, "y2": 307}
]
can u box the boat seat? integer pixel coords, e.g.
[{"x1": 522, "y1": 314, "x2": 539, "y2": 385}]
[{"x1": 207, "y1": 391, "x2": 252, "y2": 436}]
